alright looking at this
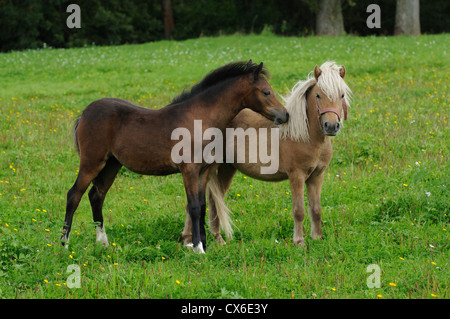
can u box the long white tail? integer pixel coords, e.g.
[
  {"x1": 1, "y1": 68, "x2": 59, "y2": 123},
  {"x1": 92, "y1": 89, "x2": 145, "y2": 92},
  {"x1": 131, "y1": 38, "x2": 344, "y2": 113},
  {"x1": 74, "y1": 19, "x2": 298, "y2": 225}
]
[{"x1": 206, "y1": 170, "x2": 234, "y2": 240}]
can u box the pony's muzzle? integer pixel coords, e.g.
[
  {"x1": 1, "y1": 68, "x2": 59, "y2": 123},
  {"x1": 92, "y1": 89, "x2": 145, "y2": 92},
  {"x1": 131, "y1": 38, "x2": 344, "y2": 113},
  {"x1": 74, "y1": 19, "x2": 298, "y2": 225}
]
[
  {"x1": 274, "y1": 111, "x2": 289, "y2": 125},
  {"x1": 323, "y1": 120, "x2": 340, "y2": 136}
]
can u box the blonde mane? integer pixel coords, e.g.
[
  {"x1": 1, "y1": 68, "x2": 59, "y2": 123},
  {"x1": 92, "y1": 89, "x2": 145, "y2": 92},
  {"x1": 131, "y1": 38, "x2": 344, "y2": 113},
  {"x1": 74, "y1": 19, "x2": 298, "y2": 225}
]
[{"x1": 280, "y1": 61, "x2": 352, "y2": 142}]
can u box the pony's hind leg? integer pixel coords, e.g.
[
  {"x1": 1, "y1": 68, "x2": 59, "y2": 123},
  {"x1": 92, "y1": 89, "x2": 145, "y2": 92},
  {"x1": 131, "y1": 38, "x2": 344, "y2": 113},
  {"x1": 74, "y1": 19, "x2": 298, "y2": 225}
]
[
  {"x1": 61, "y1": 163, "x2": 105, "y2": 246},
  {"x1": 88, "y1": 156, "x2": 122, "y2": 246}
]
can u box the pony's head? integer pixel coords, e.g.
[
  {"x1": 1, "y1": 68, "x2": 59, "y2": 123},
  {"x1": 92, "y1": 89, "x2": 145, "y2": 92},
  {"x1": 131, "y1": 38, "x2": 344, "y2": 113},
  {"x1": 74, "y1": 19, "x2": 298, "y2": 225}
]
[
  {"x1": 171, "y1": 60, "x2": 289, "y2": 125},
  {"x1": 243, "y1": 60, "x2": 289, "y2": 125},
  {"x1": 281, "y1": 61, "x2": 352, "y2": 141},
  {"x1": 312, "y1": 63, "x2": 350, "y2": 136}
]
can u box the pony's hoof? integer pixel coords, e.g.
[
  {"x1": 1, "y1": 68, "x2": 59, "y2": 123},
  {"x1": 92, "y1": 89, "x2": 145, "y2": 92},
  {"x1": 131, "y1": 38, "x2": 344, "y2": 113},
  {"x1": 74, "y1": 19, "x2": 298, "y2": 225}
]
[
  {"x1": 311, "y1": 233, "x2": 324, "y2": 240},
  {"x1": 193, "y1": 242, "x2": 205, "y2": 254},
  {"x1": 60, "y1": 235, "x2": 69, "y2": 249},
  {"x1": 294, "y1": 239, "x2": 306, "y2": 246},
  {"x1": 96, "y1": 240, "x2": 109, "y2": 247},
  {"x1": 182, "y1": 237, "x2": 193, "y2": 247},
  {"x1": 96, "y1": 226, "x2": 109, "y2": 247},
  {"x1": 214, "y1": 234, "x2": 227, "y2": 245}
]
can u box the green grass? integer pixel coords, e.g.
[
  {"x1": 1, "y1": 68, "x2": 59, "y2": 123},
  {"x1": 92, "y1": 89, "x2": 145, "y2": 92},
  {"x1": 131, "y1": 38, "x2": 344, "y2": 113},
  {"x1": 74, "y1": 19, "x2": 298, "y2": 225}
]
[{"x1": 0, "y1": 34, "x2": 448, "y2": 299}]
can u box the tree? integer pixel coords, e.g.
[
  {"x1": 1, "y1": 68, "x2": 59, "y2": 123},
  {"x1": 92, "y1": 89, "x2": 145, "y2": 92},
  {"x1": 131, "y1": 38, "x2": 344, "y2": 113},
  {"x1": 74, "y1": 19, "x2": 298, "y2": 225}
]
[
  {"x1": 161, "y1": 0, "x2": 174, "y2": 39},
  {"x1": 316, "y1": 0, "x2": 345, "y2": 36},
  {"x1": 394, "y1": 0, "x2": 420, "y2": 35}
]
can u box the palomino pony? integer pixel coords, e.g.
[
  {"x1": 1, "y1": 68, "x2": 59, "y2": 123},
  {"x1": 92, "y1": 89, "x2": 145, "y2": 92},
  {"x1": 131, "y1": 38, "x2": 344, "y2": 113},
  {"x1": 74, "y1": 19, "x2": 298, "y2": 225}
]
[
  {"x1": 61, "y1": 60, "x2": 289, "y2": 253},
  {"x1": 182, "y1": 61, "x2": 352, "y2": 246}
]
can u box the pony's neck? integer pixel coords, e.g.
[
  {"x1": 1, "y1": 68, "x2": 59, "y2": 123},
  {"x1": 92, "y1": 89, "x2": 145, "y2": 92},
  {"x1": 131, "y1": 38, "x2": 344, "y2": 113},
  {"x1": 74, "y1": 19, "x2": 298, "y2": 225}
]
[
  {"x1": 306, "y1": 90, "x2": 328, "y2": 143},
  {"x1": 198, "y1": 77, "x2": 249, "y2": 129}
]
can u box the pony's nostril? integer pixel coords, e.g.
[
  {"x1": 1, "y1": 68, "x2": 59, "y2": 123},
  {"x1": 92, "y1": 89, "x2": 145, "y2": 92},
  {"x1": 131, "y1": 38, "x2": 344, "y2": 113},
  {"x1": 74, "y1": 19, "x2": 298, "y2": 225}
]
[
  {"x1": 336, "y1": 122, "x2": 340, "y2": 130},
  {"x1": 324, "y1": 122, "x2": 329, "y2": 130},
  {"x1": 275, "y1": 112, "x2": 289, "y2": 125}
]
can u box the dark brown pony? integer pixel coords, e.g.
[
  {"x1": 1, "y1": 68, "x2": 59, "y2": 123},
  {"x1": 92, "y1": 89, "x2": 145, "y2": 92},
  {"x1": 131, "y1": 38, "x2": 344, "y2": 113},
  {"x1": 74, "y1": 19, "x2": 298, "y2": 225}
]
[
  {"x1": 181, "y1": 61, "x2": 352, "y2": 246},
  {"x1": 61, "y1": 60, "x2": 288, "y2": 253}
]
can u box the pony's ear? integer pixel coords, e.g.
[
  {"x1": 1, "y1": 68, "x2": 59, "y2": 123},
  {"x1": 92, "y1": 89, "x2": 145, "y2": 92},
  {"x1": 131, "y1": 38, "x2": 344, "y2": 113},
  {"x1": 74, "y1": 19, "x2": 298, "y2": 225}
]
[
  {"x1": 339, "y1": 65, "x2": 346, "y2": 79},
  {"x1": 254, "y1": 62, "x2": 263, "y2": 81},
  {"x1": 314, "y1": 65, "x2": 322, "y2": 81},
  {"x1": 247, "y1": 59, "x2": 253, "y2": 69}
]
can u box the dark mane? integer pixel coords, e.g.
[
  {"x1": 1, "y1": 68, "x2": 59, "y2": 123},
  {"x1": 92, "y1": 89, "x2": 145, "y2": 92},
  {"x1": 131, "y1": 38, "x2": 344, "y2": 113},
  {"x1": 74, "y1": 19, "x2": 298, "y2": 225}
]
[{"x1": 170, "y1": 60, "x2": 270, "y2": 105}]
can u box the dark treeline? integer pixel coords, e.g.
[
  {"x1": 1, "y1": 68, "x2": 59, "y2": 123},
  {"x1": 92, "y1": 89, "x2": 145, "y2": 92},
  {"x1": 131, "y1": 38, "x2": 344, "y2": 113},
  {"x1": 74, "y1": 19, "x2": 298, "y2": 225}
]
[{"x1": 0, "y1": 0, "x2": 448, "y2": 52}]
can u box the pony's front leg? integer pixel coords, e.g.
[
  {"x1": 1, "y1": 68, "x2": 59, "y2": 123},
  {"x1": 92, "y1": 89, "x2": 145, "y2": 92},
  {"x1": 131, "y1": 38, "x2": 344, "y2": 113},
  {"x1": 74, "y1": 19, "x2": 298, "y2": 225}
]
[
  {"x1": 181, "y1": 165, "x2": 207, "y2": 254},
  {"x1": 181, "y1": 196, "x2": 206, "y2": 250},
  {"x1": 288, "y1": 171, "x2": 306, "y2": 246},
  {"x1": 197, "y1": 166, "x2": 214, "y2": 251},
  {"x1": 306, "y1": 172, "x2": 325, "y2": 240},
  {"x1": 181, "y1": 205, "x2": 193, "y2": 247},
  {"x1": 186, "y1": 195, "x2": 204, "y2": 253}
]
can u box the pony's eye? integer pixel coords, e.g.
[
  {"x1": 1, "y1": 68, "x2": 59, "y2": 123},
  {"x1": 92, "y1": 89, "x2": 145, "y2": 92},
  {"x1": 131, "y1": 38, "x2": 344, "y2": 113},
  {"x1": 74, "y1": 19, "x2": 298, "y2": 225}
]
[
  {"x1": 263, "y1": 91, "x2": 271, "y2": 96},
  {"x1": 341, "y1": 93, "x2": 345, "y2": 98},
  {"x1": 316, "y1": 93, "x2": 320, "y2": 99}
]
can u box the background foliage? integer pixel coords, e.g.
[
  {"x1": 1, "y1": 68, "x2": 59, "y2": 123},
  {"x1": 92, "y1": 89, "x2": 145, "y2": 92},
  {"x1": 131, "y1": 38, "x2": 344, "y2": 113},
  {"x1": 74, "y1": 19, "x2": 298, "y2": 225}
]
[{"x1": 1, "y1": 0, "x2": 449, "y2": 52}]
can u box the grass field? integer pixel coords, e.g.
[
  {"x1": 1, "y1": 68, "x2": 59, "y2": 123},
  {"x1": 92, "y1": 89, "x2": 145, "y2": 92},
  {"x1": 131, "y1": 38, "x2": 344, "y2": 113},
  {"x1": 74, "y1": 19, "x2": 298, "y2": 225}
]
[{"x1": 0, "y1": 34, "x2": 448, "y2": 299}]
